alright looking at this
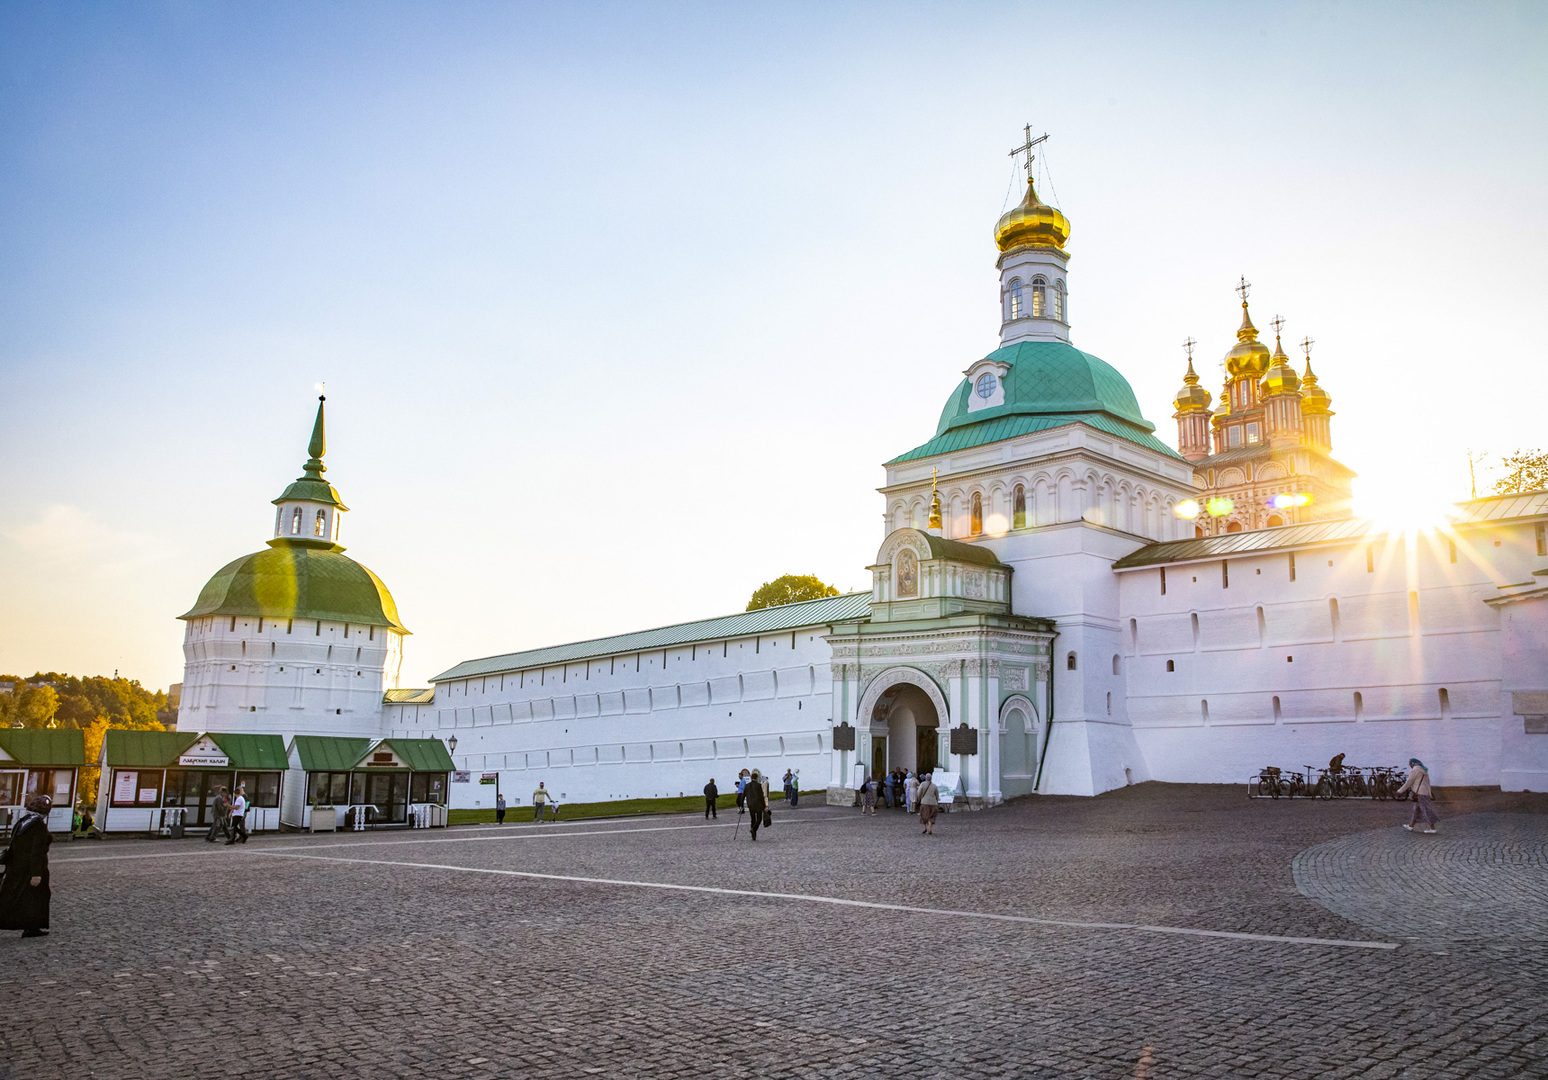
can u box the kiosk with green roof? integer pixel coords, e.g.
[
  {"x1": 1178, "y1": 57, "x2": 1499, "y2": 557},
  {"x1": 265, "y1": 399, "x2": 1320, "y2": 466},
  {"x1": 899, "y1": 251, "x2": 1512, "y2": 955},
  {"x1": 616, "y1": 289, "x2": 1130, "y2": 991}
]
[
  {"x1": 0, "y1": 728, "x2": 87, "y2": 834},
  {"x1": 95, "y1": 730, "x2": 289, "y2": 835},
  {"x1": 283, "y1": 735, "x2": 453, "y2": 831}
]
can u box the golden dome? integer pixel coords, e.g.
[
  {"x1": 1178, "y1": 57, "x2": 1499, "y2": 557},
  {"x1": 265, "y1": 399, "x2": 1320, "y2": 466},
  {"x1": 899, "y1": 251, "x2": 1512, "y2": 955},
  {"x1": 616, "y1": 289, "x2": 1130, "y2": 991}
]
[
  {"x1": 1224, "y1": 302, "x2": 1272, "y2": 378},
  {"x1": 994, "y1": 179, "x2": 1070, "y2": 253},
  {"x1": 1300, "y1": 359, "x2": 1332, "y2": 414},
  {"x1": 1260, "y1": 334, "x2": 1301, "y2": 395},
  {"x1": 1173, "y1": 358, "x2": 1212, "y2": 413}
]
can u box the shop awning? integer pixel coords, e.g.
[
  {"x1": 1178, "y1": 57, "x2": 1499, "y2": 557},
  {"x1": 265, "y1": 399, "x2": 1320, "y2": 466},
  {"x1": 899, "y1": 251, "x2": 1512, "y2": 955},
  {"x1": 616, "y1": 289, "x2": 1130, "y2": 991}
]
[
  {"x1": 379, "y1": 738, "x2": 454, "y2": 772},
  {"x1": 0, "y1": 728, "x2": 87, "y2": 766},
  {"x1": 101, "y1": 730, "x2": 200, "y2": 767},
  {"x1": 292, "y1": 735, "x2": 372, "y2": 772}
]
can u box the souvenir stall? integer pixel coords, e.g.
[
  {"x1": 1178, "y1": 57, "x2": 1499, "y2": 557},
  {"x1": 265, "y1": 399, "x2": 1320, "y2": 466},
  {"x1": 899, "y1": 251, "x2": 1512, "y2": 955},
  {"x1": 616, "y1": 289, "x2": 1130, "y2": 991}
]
[
  {"x1": 282, "y1": 735, "x2": 453, "y2": 831},
  {"x1": 95, "y1": 730, "x2": 289, "y2": 836},
  {"x1": 0, "y1": 728, "x2": 86, "y2": 834}
]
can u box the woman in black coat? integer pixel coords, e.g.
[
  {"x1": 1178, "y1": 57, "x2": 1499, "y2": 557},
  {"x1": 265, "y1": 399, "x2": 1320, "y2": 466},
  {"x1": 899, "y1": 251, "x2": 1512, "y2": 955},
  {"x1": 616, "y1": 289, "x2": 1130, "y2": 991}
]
[{"x1": 0, "y1": 794, "x2": 53, "y2": 938}]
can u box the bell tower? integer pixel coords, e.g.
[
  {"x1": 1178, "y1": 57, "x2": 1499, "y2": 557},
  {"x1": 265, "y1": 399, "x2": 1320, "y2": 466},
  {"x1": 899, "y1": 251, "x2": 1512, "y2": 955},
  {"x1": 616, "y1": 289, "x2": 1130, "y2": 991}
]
[{"x1": 996, "y1": 127, "x2": 1071, "y2": 346}]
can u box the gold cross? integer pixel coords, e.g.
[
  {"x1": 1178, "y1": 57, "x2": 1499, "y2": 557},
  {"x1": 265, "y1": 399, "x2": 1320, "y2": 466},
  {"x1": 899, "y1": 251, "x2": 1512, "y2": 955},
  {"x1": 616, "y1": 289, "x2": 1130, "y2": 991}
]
[
  {"x1": 1182, "y1": 336, "x2": 1196, "y2": 360},
  {"x1": 1271, "y1": 315, "x2": 1286, "y2": 338},
  {"x1": 1009, "y1": 124, "x2": 1049, "y2": 178},
  {"x1": 931, "y1": 466, "x2": 939, "y2": 494},
  {"x1": 1300, "y1": 335, "x2": 1315, "y2": 358},
  {"x1": 1235, "y1": 276, "x2": 1251, "y2": 303}
]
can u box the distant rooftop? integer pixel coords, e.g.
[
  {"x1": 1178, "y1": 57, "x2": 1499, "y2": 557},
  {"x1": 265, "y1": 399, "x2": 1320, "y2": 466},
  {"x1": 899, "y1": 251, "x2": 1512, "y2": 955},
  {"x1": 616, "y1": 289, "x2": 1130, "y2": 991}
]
[
  {"x1": 431, "y1": 592, "x2": 873, "y2": 684},
  {"x1": 1113, "y1": 489, "x2": 1548, "y2": 570}
]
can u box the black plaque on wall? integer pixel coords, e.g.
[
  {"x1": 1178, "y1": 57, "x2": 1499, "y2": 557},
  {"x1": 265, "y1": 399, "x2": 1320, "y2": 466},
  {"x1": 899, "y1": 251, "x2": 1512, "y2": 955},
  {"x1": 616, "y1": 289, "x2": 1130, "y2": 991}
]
[
  {"x1": 949, "y1": 723, "x2": 979, "y2": 756},
  {"x1": 831, "y1": 722, "x2": 856, "y2": 751}
]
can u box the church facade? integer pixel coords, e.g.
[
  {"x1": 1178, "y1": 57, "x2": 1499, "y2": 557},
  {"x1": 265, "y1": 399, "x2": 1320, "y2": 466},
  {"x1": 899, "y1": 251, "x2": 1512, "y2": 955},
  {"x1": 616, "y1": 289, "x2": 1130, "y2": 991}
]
[{"x1": 180, "y1": 151, "x2": 1548, "y2": 810}]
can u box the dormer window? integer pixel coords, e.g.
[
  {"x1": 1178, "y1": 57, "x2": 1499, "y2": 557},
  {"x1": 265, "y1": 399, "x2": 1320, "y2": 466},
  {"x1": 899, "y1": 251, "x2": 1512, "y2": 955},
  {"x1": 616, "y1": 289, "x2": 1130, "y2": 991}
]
[
  {"x1": 314, "y1": 510, "x2": 327, "y2": 536},
  {"x1": 975, "y1": 373, "x2": 997, "y2": 398},
  {"x1": 1008, "y1": 278, "x2": 1024, "y2": 319},
  {"x1": 1031, "y1": 276, "x2": 1047, "y2": 317},
  {"x1": 290, "y1": 508, "x2": 302, "y2": 534}
]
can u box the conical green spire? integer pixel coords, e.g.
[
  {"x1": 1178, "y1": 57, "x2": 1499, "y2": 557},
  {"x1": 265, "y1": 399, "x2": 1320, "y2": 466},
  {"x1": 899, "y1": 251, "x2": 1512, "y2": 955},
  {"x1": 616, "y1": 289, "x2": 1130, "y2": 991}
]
[{"x1": 273, "y1": 395, "x2": 347, "y2": 512}]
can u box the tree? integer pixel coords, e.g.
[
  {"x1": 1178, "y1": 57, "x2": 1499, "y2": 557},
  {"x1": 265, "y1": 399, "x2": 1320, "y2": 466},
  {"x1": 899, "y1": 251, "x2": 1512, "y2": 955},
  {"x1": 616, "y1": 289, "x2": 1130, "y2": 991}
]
[
  {"x1": 15, "y1": 685, "x2": 58, "y2": 728},
  {"x1": 1493, "y1": 449, "x2": 1548, "y2": 496},
  {"x1": 746, "y1": 574, "x2": 841, "y2": 611}
]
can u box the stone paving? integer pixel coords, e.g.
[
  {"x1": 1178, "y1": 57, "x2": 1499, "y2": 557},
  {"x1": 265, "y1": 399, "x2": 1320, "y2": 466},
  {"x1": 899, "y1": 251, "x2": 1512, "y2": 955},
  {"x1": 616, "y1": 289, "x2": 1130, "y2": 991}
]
[{"x1": 1, "y1": 784, "x2": 1545, "y2": 1080}]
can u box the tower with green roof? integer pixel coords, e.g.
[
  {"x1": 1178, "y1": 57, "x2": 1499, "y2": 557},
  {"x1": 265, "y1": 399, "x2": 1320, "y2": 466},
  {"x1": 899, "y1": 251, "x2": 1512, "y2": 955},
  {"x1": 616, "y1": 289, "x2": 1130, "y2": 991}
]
[
  {"x1": 176, "y1": 397, "x2": 408, "y2": 739},
  {"x1": 861, "y1": 131, "x2": 1199, "y2": 798}
]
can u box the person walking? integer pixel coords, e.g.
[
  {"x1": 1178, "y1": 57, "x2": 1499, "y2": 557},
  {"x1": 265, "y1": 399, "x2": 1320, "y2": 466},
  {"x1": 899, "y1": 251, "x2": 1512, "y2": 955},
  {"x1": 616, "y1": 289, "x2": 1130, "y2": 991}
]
[
  {"x1": 861, "y1": 775, "x2": 877, "y2": 815},
  {"x1": 704, "y1": 778, "x2": 719, "y2": 819},
  {"x1": 789, "y1": 769, "x2": 800, "y2": 808},
  {"x1": 782, "y1": 769, "x2": 795, "y2": 806},
  {"x1": 905, "y1": 770, "x2": 919, "y2": 814},
  {"x1": 744, "y1": 769, "x2": 769, "y2": 841},
  {"x1": 0, "y1": 794, "x2": 53, "y2": 937},
  {"x1": 206, "y1": 787, "x2": 230, "y2": 843},
  {"x1": 917, "y1": 771, "x2": 939, "y2": 835},
  {"x1": 735, "y1": 769, "x2": 750, "y2": 811},
  {"x1": 532, "y1": 782, "x2": 552, "y2": 823},
  {"x1": 1396, "y1": 757, "x2": 1438, "y2": 833},
  {"x1": 495, "y1": 793, "x2": 507, "y2": 825},
  {"x1": 225, "y1": 785, "x2": 249, "y2": 845}
]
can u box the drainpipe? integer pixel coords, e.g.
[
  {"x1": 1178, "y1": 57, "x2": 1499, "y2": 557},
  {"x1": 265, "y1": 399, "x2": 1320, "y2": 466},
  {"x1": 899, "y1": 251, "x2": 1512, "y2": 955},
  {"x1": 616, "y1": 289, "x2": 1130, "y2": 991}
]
[{"x1": 1033, "y1": 630, "x2": 1059, "y2": 792}]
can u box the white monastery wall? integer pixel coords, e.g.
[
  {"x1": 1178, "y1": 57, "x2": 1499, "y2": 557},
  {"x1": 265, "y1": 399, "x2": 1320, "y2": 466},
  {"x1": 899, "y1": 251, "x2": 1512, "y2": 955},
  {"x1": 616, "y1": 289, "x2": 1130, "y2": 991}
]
[
  {"x1": 1114, "y1": 520, "x2": 1548, "y2": 787},
  {"x1": 383, "y1": 627, "x2": 838, "y2": 810},
  {"x1": 181, "y1": 614, "x2": 399, "y2": 738}
]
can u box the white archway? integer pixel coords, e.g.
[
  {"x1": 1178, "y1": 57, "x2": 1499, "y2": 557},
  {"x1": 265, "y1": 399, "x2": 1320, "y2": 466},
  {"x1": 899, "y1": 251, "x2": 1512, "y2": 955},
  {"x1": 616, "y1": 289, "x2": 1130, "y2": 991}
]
[{"x1": 855, "y1": 666, "x2": 951, "y2": 729}]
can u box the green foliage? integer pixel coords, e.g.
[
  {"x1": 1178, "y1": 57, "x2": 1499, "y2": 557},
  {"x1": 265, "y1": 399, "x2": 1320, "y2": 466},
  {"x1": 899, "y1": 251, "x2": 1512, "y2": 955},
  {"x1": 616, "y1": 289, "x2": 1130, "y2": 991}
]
[
  {"x1": 746, "y1": 574, "x2": 840, "y2": 611},
  {"x1": 0, "y1": 673, "x2": 171, "y2": 732},
  {"x1": 1492, "y1": 449, "x2": 1548, "y2": 496}
]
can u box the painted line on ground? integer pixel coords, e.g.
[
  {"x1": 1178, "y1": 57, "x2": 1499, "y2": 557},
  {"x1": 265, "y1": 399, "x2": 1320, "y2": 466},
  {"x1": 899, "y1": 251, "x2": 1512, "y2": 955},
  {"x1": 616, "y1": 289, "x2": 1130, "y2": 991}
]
[
  {"x1": 50, "y1": 815, "x2": 835, "y2": 864},
  {"x1": 249, "y1": 849, "x2": 1401, "y2": 951}
]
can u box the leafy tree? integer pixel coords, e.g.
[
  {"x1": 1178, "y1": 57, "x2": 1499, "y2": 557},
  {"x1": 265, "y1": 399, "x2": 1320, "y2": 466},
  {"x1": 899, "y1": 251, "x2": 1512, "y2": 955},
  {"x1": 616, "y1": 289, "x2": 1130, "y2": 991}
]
[
  {"x1": 746, "y1": 574, "x2": 841, "y2": 611},
  {"x1": 13, "y1": 685, "x2": 59, "y2": 728},
  {"x1": 1492, "y1": 449, "x2": 1548, "y2": 496}
]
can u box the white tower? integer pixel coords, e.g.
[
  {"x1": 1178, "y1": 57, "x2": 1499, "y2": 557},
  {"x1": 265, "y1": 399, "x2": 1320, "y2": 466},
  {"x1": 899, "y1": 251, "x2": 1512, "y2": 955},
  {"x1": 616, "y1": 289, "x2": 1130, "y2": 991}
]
[{"x1": 177, "y1": 397, "x2": 408, "y2": 738}]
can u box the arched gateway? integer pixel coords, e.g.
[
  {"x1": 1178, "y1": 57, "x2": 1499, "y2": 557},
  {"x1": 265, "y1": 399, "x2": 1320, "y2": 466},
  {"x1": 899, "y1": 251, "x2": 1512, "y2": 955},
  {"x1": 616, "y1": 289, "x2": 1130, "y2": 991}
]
[{"x1": 825, "y1": 527, "x2": 1056, "y2": 807}]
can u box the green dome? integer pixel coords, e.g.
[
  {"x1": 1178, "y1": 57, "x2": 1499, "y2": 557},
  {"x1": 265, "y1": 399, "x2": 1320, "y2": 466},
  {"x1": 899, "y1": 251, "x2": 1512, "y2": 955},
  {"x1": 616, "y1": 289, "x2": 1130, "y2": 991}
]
[
  {"x1": 890, "y1": 340, "x2": 1182, "y2": 463},
  {"x1": 180, "y1": 544, "x2": 408, "y2": 631}
]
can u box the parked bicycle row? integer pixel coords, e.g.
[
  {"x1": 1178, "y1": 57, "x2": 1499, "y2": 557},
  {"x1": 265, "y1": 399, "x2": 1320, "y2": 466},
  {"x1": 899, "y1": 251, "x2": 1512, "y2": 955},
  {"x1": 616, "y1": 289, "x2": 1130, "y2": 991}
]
[{"x1": 1248, "y1": 753, "x2": 1411, "y2": 799}]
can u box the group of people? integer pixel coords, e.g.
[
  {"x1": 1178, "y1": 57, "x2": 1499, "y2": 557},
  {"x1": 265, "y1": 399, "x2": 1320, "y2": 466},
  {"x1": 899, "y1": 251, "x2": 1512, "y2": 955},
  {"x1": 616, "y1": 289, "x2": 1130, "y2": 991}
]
[
  {"x1": 202, "y1": 784, "x2": 251, "y2": 845},
  {"x1": 491, "y1": 782, "x2": 560, "y2": 825},
  {"x1": 858, "y1": 768, "x2": 941, "y2": 834}
]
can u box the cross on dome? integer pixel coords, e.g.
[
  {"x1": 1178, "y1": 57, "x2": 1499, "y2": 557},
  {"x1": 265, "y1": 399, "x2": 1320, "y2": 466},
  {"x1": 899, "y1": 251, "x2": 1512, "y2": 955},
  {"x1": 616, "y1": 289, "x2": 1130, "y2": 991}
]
[
  {"x1": 1182, "y1": 336, "x2": 1197, "y2": 360},
  {"x1": 1300, "y1": 335, "x2": 1315, "y2": 358},
  {"x1": 1009, "y1": 124, "x2": 1049, "y2": 178},
  {"x1": 1235, "y1": 276, "x2": 1252, "y2": 304}
]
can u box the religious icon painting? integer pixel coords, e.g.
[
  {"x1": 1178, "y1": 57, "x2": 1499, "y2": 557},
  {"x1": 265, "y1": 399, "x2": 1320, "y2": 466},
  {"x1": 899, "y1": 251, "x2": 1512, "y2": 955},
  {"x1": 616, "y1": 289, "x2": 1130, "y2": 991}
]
[{"x1": 896, "y1": 548, "x2": 919, "y2": 598}]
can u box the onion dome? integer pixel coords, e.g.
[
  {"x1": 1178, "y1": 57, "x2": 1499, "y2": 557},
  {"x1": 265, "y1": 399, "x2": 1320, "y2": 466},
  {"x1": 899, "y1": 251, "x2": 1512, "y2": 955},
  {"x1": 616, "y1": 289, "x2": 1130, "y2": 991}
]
[
  {"x1": 180, "y1": 546, "x2": 407, "y2": 631},
  {"x1": 1224, "y1": 301, "x2": 1272, "y2": 378},
  {"x1": 1260, "y1": 332, "x2": 1301, "y2": 395},
  {"x1": 1300, "y1": 358, "x2": 1332, "y2": 414},
  {"x1": 1173, "y1": 358, "x2": 1213, "y2": 413},
  {"x1": 994, "y1": 179, "x2": 1070, "y2": 253}
]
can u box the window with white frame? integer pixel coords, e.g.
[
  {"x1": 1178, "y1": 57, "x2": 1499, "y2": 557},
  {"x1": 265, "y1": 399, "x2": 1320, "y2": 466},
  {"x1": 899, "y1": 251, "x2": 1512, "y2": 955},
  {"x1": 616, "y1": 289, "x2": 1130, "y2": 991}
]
[
  {"x1": 1008, "y1": 278, "x2": 1023, "y2": 319},
  {"x1": 1031, "y1": 276, "x2": 1047, "y2": 317}
]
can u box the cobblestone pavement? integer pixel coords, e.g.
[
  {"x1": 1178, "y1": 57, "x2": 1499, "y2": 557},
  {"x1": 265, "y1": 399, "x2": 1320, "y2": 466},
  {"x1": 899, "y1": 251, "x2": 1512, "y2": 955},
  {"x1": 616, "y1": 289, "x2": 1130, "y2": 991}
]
[
  {"x1": 4, "y1": 785, "x2": 1546, "y2": 1080},
  {"x1": 1292, "y1": 812, "x2": 1548, "y2": 944}
]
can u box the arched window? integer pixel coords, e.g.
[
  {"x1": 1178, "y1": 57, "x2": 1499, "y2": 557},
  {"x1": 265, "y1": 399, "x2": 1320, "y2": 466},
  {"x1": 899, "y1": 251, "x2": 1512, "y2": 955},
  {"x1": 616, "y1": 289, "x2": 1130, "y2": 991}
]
[
  {"x1": 1066, "y1": 651, "x2": 1078, "y2": 671},
  {"x1": 290, "y1": 508, "x2": 302, "y2": 535},
  {"x1": 1031, "y1": 276, "x2": 1047, "y2": 317},
  {"x1": 970, "y1": 493, "x2": 983, "y2": 535},
  {"x1": 1226, "y1": 521, "x2": 1244, "y2": 533},
  {"x1": 314, "y1": 510, "x2": 327, "y2": 537},
  {"x1": 1266, "y1": 514, "x2": 1283, "y2": 528},
  {"x1": 1013, "y1": 485, "x2": 1026, "y2": 529},
  {"x1": 1008, "y1": 278, "x2": 1024, "y2": 319},
  {"x1": 1054, "y1": 279, "x2": 1066, "y2": 321}
]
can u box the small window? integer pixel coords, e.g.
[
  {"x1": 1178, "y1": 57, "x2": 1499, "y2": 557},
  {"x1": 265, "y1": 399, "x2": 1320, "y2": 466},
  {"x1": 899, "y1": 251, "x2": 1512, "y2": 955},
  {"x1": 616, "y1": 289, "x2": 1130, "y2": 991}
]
[
  {"x1": 1031, "y1": 276, "x2": 1047, "y2": 317},
  {"x1": 290, "y1": 507, "x2": 302, "y2": 534},
  {"x1": 1160, "y1": 567, "x2": 1167, "y2": 595},
  {"x1": 970, "y1": 493, "x2": 983, "y2": 535},
  {"x1": 1008, "y1": 278, "x2": 1023, "y2": 319},
  {"x1": 1245, "y1": 422, "x2": 1260, "y2": 444},
  {"x1": 1288, "y1": 552, "x2": 1296, "y2": 581},
  {"x1": 1112, "y1": 654, "x2": 1121, "y2": 675},
  {"x1": 1054, "y1": 279, "x2": 1066, "y2": 321},
  {"x1": 1353, "y1": 691, "x2": 1364, "y2": 720},
  {"x1": 1228, "y1": 426, "x2": 1243, "y2": 448},
  {"x1": 1165, "y1": 659, "x2": 1175, "y2": 672},
  {"x1": 1066, "y1": 651, "x2": 1078, "y2": 671},
  {"x1": 1538, "y1": 524, "x2": 1546, "y2": 557},
  {"x1": 1266, "y1": 515, "x2": 1282, "y2": 528},
  {"x1": 975, "y1": 373, "x2": 997, "y2": 398},
  {"x1": 1013, "y1": 485, "x2": 1026, "y2": 529},
  {"x1": 314, "y1": 510, "x2": 326, "y2": 536},
  {"x1": 1439, "y1": 687, "x2": 1451, "y2": 720}
]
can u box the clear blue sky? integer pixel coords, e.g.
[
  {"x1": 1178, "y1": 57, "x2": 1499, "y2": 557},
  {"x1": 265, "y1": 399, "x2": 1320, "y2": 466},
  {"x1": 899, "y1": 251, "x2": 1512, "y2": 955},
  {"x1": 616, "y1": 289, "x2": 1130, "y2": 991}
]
[{"x1": 2, "y1": 1, "x2": 1545, "y2": 691}]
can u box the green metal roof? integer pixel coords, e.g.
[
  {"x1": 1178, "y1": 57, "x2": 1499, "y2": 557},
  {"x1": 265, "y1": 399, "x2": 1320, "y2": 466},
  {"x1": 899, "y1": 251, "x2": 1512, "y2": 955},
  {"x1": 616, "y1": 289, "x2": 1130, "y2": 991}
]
[
  {"x1": 101, "y1": 729, "x2": 200, "y2": 767},
  {"x1": 180, "y1": 545, "x2": 407, "y2": 632},
  {"x1": 382, "y1": 739, "x2": 454, "y2": 772},
  {"x1": 207, "y1": 732, "x2": 289, "y2": 770},
  {"x1": 292, "y1": 735, "x2": 372, "y2": 773},
  {"x1": 921, "y1": 533, "x2": 1005, "y2": 567},
  {"x1": 1112, "y1": 489, "x2": 1548, "y2": 570},
  {"x1": 433, "y1": 591, "x2": 874, "y2": 683},
  {"x1": 0, "y1": 728, "x2": 87, "y2": 766},
  {"x1": 891, "y1": 340, "x2": 1184, "y2": 464},
  {"x1": 383, "y1": 687, "x2": 435, "y2": 705},
  {"x1": 274, "y1": 398, "x2": 347, "y2": 509}
]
